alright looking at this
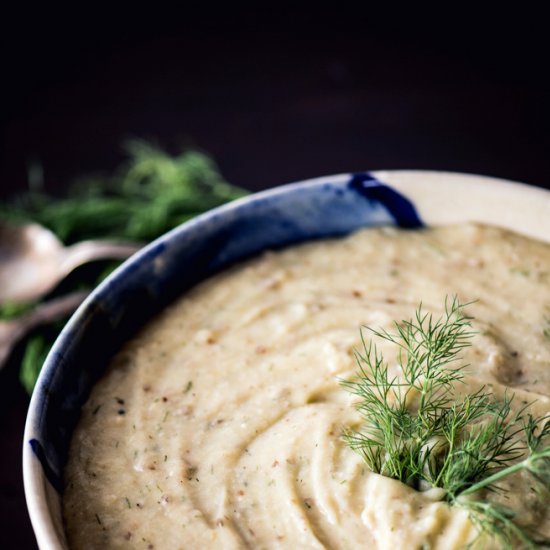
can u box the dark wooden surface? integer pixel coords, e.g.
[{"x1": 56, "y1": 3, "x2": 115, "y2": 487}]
[{"x1": 1, "y1": 12, "x2": 549, "y2": 548}]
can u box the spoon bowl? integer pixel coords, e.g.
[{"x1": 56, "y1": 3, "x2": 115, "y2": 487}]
[{"x1": 0, "y1": 222, "x2": 142, "y2": 304}]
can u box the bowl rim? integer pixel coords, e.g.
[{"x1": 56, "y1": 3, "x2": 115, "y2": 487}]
[{"x1": 23, "y1": 169, "x2": 550, "y2": 549}]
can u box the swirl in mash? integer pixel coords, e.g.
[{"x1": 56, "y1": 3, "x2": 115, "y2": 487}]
[{"x1": 64, "y1": 224, "x2": 550, "y2": 549}]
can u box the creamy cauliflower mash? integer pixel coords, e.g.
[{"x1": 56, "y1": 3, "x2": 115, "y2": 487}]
[{"x1": 63, "y1": 224, "x2": 550, "y2": 549}]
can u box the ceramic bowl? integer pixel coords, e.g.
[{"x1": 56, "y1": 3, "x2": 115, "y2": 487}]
[{"x1": 23, "y1": 170, "x2": 550, "y2": 548}]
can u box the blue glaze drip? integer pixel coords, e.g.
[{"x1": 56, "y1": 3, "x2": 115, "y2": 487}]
[
  {"x1": 29, "y1": 439, "x2": 62, "y2": 493},
  {"x1": 348, "y1": 173, "x2": 424, "y2": 228}
]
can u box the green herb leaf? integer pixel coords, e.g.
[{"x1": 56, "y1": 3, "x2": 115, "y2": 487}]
[{"x1": 19, "y1": 335, "x2": 51, "y2": 395}]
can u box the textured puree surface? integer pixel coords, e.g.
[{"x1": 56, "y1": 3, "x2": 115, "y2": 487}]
[{"x1": 63, "y1": 224, "x2": 550, "y2": 549}]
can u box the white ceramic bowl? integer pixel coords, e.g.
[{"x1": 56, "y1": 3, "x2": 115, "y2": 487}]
[{"x1": 24, "y1": 170, "x2": 550, "y2": 548}]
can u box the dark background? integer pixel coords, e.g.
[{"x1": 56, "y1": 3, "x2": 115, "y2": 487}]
[{"x1": 1, "y1": 9, "x2": 549, "y2": 548}]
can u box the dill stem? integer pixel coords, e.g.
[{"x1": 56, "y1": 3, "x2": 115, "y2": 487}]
[
  {"x1": 459, "y1": 462, "x2": 525, "y2": 497},
  {"x1": 459, "y1": 450, "x2": 547, "y2": 497},
  {"x1": 434, "y1": 435, "x2": 455, "y2": 488}
]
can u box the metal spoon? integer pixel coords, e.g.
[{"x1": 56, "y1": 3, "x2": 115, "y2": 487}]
[
  {"x1": 0, "y1": 290, "x2": 88, "y2": 370},
  {"x1": 0, "y1": 222, "x2": 142, "y2": 304}
]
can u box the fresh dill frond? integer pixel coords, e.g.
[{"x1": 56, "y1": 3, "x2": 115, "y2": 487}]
[
  {"x1": 342, "y1": 297, "x2": 550, "y2": 548},
  {"x1": 0, "y1": 140, "x2": 248, "y2": 244},
  {"x1": 341, "y1": 297, "x2": 484, "y2": 489}
]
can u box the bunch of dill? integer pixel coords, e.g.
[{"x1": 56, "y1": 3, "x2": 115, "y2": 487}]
[{"x1": 0, "y1": 140, "x2": 247, "y2": 244}]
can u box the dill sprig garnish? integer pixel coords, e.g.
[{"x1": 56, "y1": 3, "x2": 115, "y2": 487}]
[{"x1": 342, "y1": 297, "x2": 550, "y2": 548}]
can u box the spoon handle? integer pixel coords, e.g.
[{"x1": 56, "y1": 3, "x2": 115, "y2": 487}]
[
  {"x1": 19, "y1": 290, "x2": 89, "y2": 331},
  {"x1": 60, "y1": 240, "x2": 143, "y2": 275},
  {"x1": 0, "y1": 290, "x2": 89, "y2": 371}
]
